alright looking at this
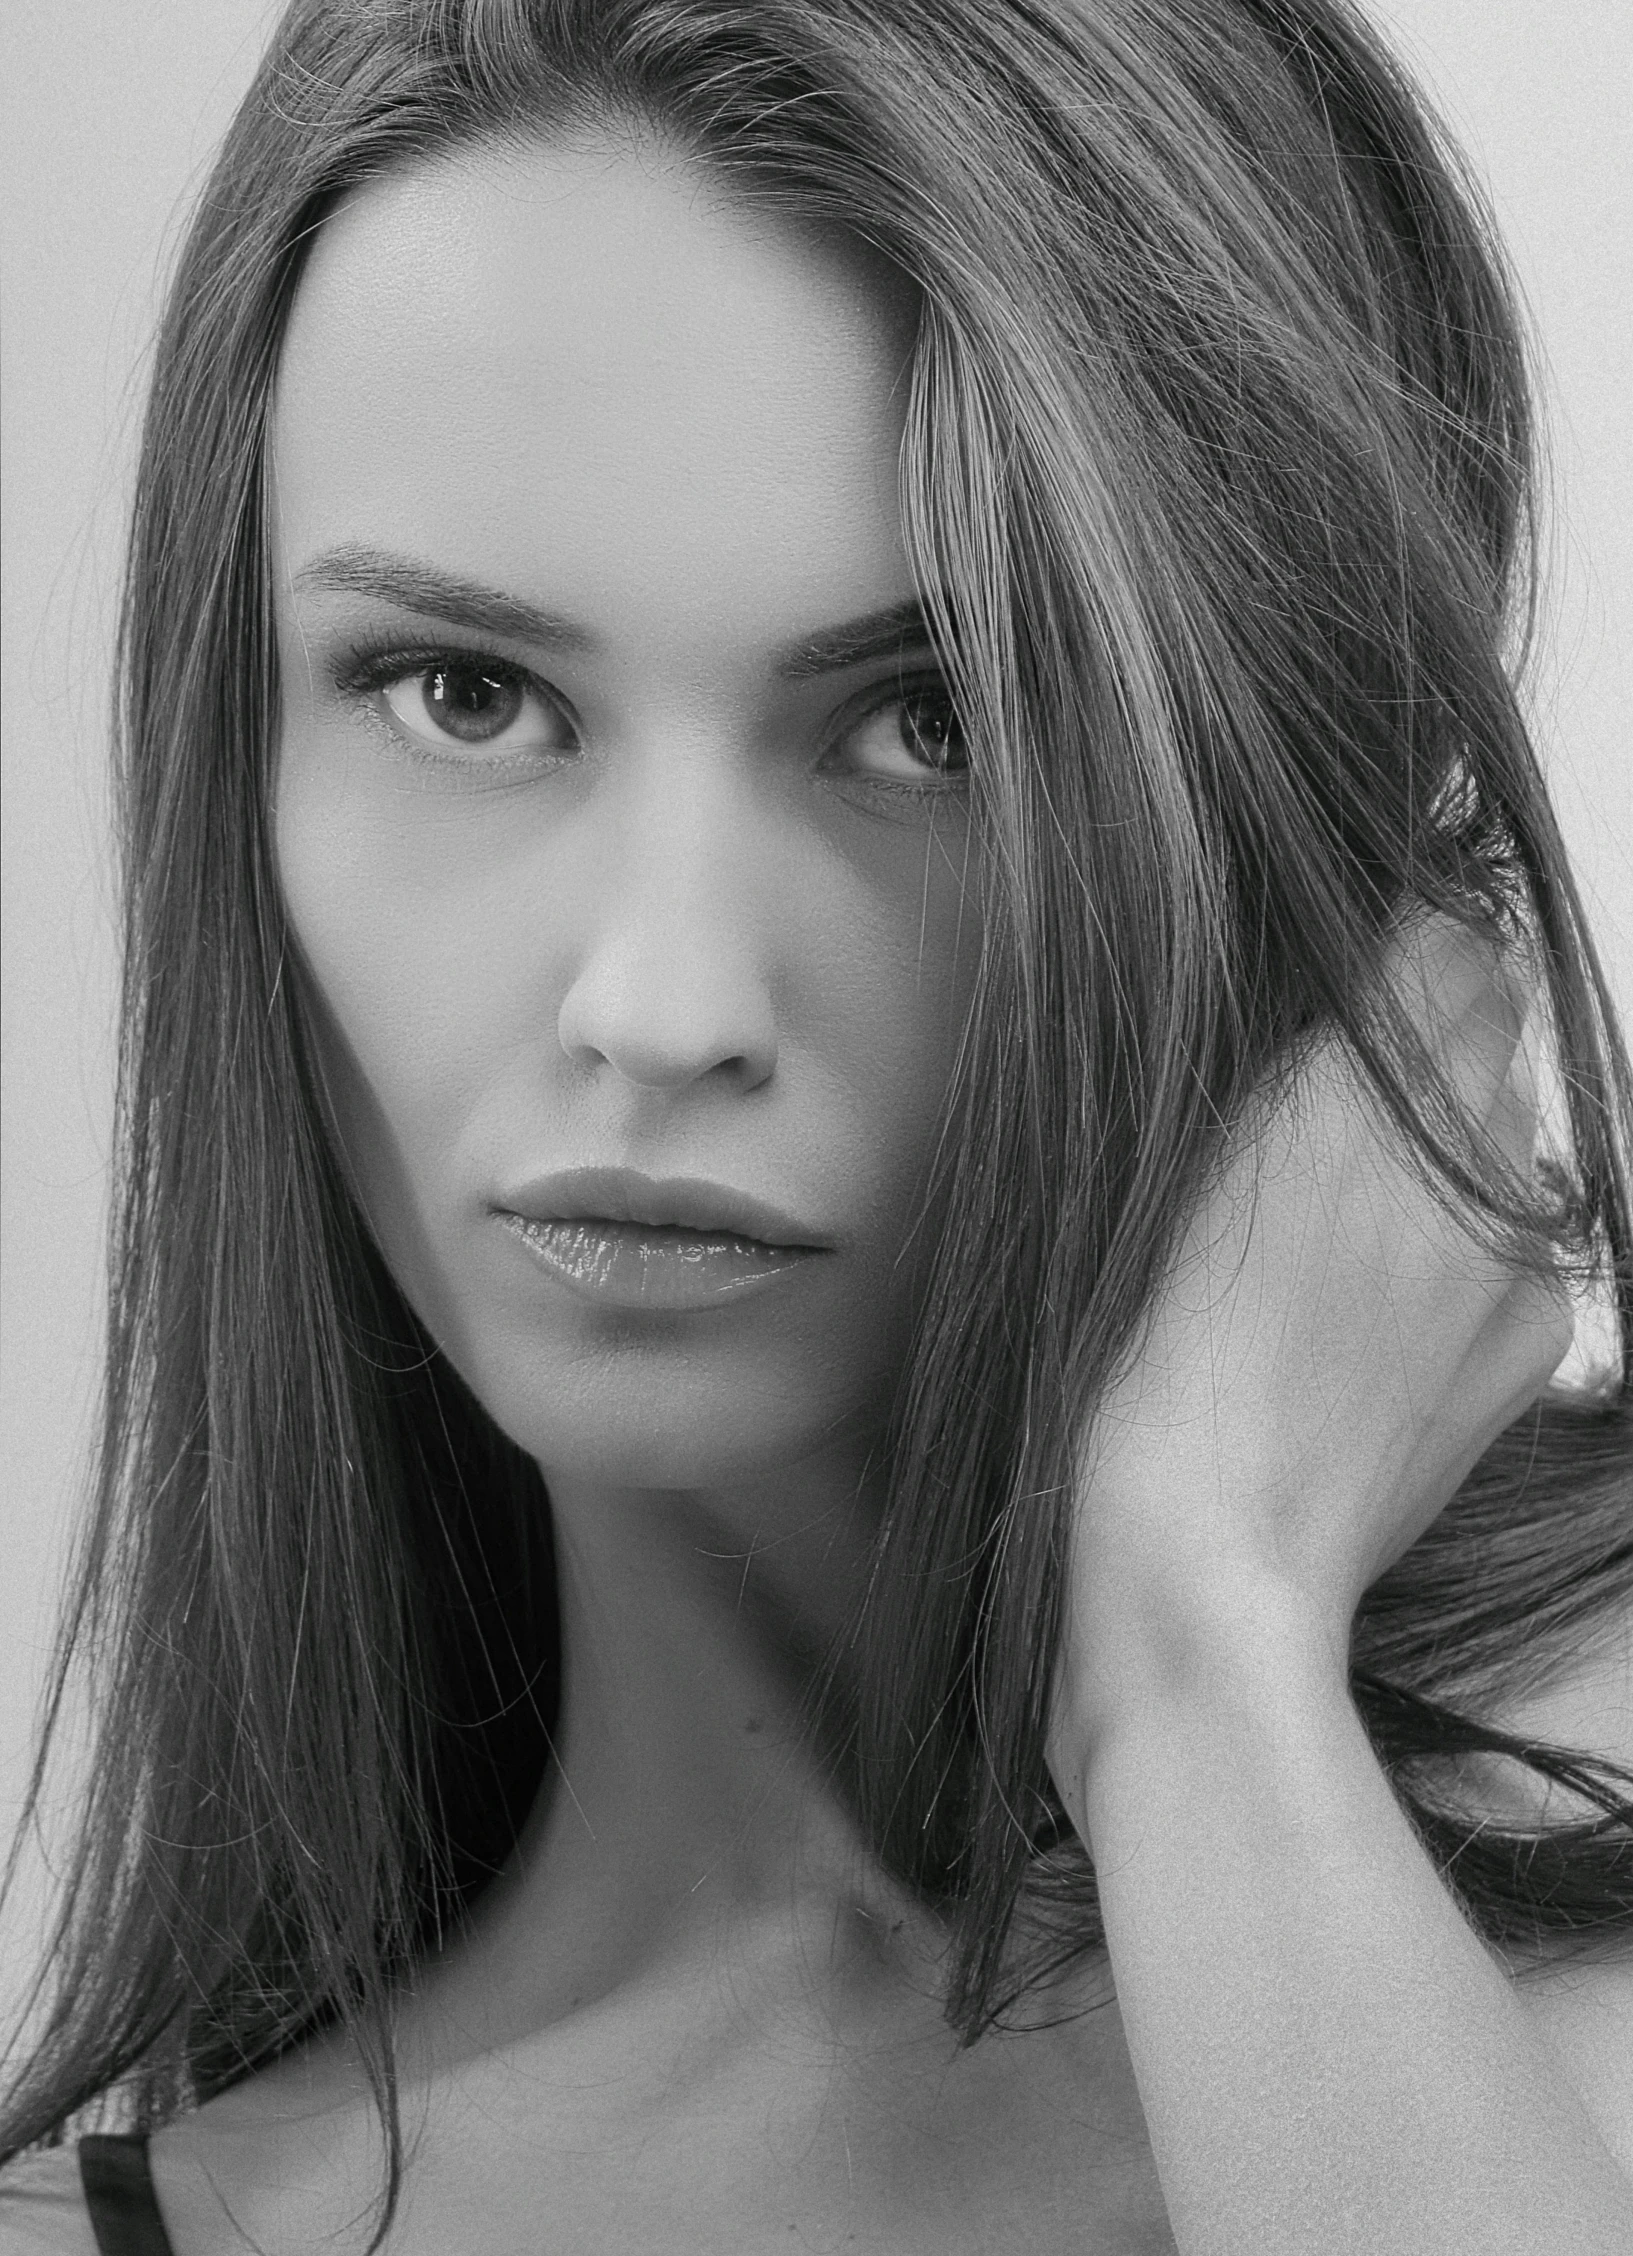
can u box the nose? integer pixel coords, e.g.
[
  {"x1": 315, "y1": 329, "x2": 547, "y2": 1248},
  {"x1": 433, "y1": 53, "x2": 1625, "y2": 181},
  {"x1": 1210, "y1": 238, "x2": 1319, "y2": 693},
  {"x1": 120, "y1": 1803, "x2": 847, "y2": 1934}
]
[{"x1": 554, "y1": 739, "x2": 780, "y2": 1095}]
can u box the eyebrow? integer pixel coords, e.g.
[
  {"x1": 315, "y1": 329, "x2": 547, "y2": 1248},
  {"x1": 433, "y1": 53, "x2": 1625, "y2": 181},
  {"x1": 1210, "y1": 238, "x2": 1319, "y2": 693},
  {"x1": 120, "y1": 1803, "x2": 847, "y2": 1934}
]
[{"x1": 292, "y1": 544, "x2": 937, "y2": 679}]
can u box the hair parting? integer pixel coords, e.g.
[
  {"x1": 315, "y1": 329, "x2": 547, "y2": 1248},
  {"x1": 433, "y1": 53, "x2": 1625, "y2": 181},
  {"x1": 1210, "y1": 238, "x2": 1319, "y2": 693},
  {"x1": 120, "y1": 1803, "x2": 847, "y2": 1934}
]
[{"x1": 5, "y1": 1, "x2": 1630, "y2": 2243}]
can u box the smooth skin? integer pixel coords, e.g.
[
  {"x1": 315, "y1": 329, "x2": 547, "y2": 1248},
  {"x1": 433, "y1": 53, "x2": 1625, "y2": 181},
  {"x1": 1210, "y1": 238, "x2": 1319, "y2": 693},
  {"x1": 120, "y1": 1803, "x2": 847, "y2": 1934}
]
[{"x1": 147, "y1": 133, "x2": 1633, "y2": 2254}]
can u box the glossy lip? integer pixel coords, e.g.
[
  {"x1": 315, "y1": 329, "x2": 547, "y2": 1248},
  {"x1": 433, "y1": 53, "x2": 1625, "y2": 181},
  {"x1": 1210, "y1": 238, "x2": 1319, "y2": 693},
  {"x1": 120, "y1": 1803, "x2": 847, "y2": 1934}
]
[
  {"x1": 493, "y1": 1166, "x2": 830, "y2": 1314},
  {"x1": 492, "y1": 1166, "x2": 827, "y2": 1250}
]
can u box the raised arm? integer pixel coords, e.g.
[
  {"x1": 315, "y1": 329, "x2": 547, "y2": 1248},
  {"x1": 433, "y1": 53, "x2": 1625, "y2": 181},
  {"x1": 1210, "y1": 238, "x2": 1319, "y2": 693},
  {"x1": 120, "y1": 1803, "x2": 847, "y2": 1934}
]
[{"x1": 1048, "y1": 923, "x2": 1633, "y2": 2255}]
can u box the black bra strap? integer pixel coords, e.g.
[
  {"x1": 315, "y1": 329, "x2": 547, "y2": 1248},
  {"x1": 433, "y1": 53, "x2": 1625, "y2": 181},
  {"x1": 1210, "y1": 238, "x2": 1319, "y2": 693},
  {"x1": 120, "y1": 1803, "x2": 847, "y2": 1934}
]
[{"x1": 78, "y1": 2135, "x2": 176, "y2": 2256}]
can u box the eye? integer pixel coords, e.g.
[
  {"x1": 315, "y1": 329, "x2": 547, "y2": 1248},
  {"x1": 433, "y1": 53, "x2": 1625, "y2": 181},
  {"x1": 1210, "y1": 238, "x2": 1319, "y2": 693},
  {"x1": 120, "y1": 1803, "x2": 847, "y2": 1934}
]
[
  {"x1": 834, "y1": 679, "x2": 967, "y2": 786},
  {"x1": 377, "y1": 657, "x2": 573, "y2": 756}
]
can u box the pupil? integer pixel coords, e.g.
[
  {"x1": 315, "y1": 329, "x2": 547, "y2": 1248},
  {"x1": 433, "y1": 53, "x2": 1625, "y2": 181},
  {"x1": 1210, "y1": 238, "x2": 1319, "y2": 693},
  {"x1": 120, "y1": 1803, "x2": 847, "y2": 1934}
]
[
  {"x1": 426, "y1": 663, "x2": 522, "y2": 742},
  {"x1": 906, "y1": 691, "x2": 964, "y2": 772}
]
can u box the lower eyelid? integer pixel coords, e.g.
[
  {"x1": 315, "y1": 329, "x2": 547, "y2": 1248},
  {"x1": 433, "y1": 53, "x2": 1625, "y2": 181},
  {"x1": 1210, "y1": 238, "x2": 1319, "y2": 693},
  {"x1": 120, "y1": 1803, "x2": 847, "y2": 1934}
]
[
  {"x1": 829, "y1": 686, "x2": 966, "y2": 778},
  {"x1": 382, "y1": 671, "x2": 555, "y2": 741},
  {"x1": 332, "y1": 650, "x2": 965, "y2": 787},
  {"x1": 334, "y1": 648, "x2": 574, "y2": 756}
]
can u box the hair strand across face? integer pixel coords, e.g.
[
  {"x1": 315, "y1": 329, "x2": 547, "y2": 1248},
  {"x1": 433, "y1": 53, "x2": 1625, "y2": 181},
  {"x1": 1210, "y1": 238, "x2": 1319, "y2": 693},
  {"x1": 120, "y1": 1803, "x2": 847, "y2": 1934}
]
[{"x1": 5, "y1": 2, "x2": 1630, "y2": 2238}]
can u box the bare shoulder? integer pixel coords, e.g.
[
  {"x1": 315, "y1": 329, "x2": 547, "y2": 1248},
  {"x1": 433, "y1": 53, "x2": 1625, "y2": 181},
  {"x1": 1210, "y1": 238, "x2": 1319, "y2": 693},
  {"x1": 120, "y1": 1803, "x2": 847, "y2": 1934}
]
[
  {"x1": 0, "y1": 2147, "x2": 98, "y2": 2254},
  {"x1": 149, "y1": 2031, "x2": 385, "y2": 2256},
  {"x1": 1480, "y1": 1585, "x2": 1633, "y2": 2176}
]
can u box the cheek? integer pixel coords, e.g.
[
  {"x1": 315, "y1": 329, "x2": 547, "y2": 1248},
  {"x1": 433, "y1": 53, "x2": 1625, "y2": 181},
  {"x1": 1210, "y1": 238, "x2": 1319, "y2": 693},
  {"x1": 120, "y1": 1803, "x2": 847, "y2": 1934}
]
[
  {"x1": 274, "y1": 744, "x2": 977, "y2": 1479},
  {"x1": 273, "y1": 754, "x2": 516, "y2": 1347}
]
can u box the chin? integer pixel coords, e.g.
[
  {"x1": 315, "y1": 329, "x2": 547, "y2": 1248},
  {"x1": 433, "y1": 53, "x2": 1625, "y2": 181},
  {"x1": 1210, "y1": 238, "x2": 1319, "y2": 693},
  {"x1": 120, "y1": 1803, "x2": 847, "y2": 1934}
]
[{"x1": 464, "y1": 1326, "x2": 891, "y2": 1496}]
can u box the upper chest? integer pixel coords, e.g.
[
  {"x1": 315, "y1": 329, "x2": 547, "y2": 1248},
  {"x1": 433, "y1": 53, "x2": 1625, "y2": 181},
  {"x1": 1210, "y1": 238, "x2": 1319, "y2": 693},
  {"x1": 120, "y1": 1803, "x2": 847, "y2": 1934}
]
[
  {"x1": 153, "y1": 1970, "x2": 1177, "y2": 2256},
  {"x1": 149, "y1": 1610, "x2": 1633, "y2": 2255}
]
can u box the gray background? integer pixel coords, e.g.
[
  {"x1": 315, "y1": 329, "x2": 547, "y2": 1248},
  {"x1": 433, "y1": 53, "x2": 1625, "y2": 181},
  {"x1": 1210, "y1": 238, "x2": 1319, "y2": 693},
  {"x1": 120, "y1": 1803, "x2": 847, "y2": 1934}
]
[{"x1": 3, "y1": 0, "x2": 1629, "y2": 2014}]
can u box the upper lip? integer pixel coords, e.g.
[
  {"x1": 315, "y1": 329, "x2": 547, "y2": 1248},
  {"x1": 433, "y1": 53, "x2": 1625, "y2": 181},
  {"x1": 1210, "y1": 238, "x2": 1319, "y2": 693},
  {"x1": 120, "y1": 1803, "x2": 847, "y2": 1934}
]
[{"x1": 494, "y1": 1166, "x2": 826, "y2": 1249}]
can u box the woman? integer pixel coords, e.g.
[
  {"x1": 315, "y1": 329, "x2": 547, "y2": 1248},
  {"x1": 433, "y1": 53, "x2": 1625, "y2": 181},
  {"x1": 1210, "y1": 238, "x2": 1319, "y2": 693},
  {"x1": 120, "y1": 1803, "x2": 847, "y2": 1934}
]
[{"x1": 2, "y1": 0, "x2": 1631, "y2": 2247}]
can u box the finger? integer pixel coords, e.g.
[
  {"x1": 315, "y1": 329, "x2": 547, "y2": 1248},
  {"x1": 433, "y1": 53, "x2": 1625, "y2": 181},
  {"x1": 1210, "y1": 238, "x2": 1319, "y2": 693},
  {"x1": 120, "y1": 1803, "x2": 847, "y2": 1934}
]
[
  {"x1": 1387, "y1": 915, "x2": 1527, "y2": 1119},
  {"x1": 1384, "y1": 918, "x2": 1556, "y2": 1192},
  {"x1": 1485, "y1": 991, "x2": 1548, "y2": 1175},
  {"x1": 1472, "y1": 1268, "x2": 1577, "y2": 1412},
  {"x1": 1395, "y1": 1273, "x2": 1578, "y2": 1550}
]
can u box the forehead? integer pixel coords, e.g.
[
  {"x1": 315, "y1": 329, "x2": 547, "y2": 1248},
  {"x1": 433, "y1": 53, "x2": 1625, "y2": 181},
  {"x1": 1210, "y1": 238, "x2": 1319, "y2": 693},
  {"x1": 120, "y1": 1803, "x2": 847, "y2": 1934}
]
[{"x1": 269, "y1": 135, "x2": 921, "y2": 634}]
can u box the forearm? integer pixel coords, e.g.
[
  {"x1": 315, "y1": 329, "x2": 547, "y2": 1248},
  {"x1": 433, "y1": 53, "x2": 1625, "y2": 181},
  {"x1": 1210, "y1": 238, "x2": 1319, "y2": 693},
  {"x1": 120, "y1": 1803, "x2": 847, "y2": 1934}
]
[{"x1": 1070, "y1": 1596, "x2": 1633, "y2": 2256}]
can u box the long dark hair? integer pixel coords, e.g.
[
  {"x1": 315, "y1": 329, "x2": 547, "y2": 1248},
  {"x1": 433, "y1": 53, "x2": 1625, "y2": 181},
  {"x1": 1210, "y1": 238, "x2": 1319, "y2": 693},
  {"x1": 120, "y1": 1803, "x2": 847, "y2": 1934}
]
[{"x1": 7, "y1": 0, "x2": 1632, "y2": 2226}]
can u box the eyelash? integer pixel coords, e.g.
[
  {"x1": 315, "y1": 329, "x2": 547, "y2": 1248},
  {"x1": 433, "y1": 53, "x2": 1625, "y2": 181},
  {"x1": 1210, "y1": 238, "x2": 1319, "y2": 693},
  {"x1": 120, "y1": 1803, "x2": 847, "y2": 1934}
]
[
  {"x1": 332, "y1": 637, "x2": 570, "y2": 772},
  {"x1": 329, "y1": 634, "x2": 968, "y2": 796}
]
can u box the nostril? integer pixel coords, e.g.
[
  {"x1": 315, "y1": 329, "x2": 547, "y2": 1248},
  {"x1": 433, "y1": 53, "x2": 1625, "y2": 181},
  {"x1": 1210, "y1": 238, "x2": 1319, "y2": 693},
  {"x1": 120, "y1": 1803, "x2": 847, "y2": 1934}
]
[{"x1": 555, "y1": 964, "x2": 777, "y2": 1094}]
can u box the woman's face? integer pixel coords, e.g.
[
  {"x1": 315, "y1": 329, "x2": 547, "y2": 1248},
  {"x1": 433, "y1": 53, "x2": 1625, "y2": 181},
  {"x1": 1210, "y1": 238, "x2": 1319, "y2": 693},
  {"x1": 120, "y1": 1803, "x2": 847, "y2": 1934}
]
[{"x1": 269, "y1": 133, "x2": 975, "y2": 1494}]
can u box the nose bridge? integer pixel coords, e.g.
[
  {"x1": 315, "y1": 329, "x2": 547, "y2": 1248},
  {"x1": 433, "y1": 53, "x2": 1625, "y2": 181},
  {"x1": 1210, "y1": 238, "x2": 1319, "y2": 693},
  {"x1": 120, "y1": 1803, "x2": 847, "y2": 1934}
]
[{"x1": 557, "y1": 727, "x2": 780, "y2": 1091}]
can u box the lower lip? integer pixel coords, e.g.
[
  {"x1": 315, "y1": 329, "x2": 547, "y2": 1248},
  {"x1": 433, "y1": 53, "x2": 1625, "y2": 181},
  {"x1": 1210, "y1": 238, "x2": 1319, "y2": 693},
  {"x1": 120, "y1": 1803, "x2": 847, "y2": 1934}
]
[{"x1": 500, "y1": 1213, "x2": 821, "y2": 1312}]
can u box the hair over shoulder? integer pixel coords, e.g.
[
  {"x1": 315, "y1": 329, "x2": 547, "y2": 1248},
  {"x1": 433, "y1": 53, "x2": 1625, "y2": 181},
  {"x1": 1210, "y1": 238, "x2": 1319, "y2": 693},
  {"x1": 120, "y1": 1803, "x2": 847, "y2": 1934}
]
[{"x1": 5, "y1": 0, "x2": 1631, "y2": 2220}]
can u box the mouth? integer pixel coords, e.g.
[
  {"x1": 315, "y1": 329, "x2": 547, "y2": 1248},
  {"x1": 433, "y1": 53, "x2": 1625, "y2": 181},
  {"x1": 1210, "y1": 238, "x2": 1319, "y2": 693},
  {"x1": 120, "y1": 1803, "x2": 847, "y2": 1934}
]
[{"x1": 493, "y1": 1167, "x2": 827, "y2": 1313}]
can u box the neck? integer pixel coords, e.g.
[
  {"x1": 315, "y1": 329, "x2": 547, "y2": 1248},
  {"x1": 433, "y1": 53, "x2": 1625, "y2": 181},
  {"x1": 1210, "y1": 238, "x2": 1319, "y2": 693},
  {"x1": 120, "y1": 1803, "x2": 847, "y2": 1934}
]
[{"x1": 408, "y1": 1441, "x2": 929, "y2": 2060}]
